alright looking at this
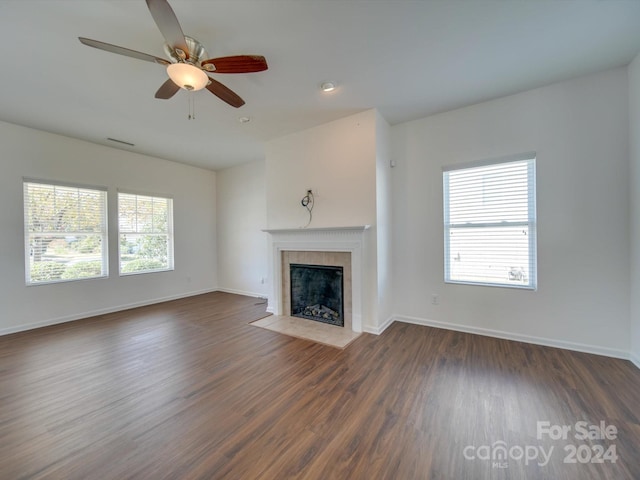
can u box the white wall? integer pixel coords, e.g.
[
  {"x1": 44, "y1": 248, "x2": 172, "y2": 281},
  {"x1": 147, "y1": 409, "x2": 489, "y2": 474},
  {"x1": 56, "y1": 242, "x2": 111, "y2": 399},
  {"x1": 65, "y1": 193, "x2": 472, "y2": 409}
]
[
  {"x1": 391, "y1": 68, "x2": 630, "y2": 357},
  {"x1": 265, "y1": 109, "x2": 377, "y2": 229},
  {"x1": 629, "y1": 54, "x2": 640, "y2": 368},
  {"x1": 0, "y1": 121, "x2": 217, "y2": 334},
  {"x1": 216, "y1": 160, "x2": 269, "y2": 298}
]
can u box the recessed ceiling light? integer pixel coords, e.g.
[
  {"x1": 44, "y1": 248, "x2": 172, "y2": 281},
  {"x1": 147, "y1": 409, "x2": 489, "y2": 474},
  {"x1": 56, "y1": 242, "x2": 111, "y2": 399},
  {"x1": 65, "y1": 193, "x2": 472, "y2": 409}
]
[
  {"x1": 320, "y1": 81, "x2": 336, "y2": 92},
  {"x1": 238, "y1": 116, "x2": 251, "y2": 123}
]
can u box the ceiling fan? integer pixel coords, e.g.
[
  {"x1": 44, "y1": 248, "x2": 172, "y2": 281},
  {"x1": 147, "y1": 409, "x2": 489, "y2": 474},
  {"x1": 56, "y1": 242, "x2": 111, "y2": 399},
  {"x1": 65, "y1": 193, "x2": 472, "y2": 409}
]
[{"x1": 79, "y1": 0, "x2": 267, "y2": 108}]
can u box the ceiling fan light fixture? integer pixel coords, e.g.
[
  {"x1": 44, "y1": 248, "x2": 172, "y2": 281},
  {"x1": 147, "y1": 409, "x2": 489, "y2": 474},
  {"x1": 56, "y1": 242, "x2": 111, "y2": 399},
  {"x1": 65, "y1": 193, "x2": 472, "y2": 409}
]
[{"x1": 167, "y1": 63, "x2": 209, "y2": 91}]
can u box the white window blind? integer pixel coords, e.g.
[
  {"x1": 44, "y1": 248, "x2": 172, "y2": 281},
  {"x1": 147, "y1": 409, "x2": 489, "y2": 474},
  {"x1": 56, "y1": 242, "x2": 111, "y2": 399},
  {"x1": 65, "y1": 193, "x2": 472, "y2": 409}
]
[
  {"x1": 118, "y1": 192, "x2": 174, "y2": 275},
  {"x1": 23, "y1": 180, "x2": 108, "y2": 285},
  {"x1": 443, "y1": 154, "x2": 537, "y2": 289}
]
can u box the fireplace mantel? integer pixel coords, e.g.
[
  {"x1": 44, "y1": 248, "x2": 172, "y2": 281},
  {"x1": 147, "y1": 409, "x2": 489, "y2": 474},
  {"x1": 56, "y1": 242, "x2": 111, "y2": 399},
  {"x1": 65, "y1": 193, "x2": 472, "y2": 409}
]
[
  {"x1": 264, "y1": 225, "x2": 371, "y2": 333},
  {"x1": 262, "y1": 225, "x2": 370, "y2": 235}
]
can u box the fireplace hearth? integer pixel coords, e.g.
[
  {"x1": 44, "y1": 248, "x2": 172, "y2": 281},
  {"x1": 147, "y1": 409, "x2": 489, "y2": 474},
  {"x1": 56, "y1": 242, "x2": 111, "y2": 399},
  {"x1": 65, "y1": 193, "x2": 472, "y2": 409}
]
[{"x1": 290, "y1": 263, "x2": 344, "y2": 327}]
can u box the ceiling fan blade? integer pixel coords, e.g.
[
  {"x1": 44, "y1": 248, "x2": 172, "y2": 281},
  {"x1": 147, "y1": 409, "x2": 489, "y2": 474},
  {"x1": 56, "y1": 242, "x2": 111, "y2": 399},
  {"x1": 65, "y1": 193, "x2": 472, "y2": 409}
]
[
  {"x1": 79, "y1": 37, "x2": 169, "y2": 65},
  {"x1": 201, "y1": 55, "x2": 268, "y2": 74},
  {"x1": 145, "y1": 0, "x2": 189, "y2": 57},
  {"x1": 155, "y1": 78, "x2": 180, "y2": 99},
  {"x1": 205, "y1": 77, "x2": 245, "y2": 108}
]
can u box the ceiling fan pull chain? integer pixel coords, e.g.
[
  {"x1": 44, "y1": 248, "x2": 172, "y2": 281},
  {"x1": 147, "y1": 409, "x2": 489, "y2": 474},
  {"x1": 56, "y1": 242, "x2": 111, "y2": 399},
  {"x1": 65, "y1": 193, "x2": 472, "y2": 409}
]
[{"x1": 188, "y1": 92, "x2": 195, "y2": 120}]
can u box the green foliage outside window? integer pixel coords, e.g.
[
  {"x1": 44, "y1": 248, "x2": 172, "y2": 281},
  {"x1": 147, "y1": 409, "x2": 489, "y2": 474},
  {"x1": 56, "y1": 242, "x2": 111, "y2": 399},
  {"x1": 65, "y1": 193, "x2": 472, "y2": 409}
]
[{"x1": 25, "y1": 182, "x2": 107, "y2": 284}]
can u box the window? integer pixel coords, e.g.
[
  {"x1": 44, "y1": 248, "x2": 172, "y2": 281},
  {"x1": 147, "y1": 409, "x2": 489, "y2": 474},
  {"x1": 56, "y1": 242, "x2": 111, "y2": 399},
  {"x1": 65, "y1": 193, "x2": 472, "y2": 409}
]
[
  {"x1": 118, "y1": 192, "x2": 174, "y2": 275},
  {"x1": 443, "y1": 154, "x2": 537, "y2": 289},
  {"x1": 23, "y1": 180, "x2": 108, "y2": 285}
]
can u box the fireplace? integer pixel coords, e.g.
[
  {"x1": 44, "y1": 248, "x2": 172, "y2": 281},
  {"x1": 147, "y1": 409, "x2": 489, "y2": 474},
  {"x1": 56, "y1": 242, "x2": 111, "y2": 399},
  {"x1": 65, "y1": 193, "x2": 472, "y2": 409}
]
[
  {"x1": 290, "y1": 264, "x2": 344, "y2": 327},
  {"x1": 264, "y1": 225, "x2": 370, "y2": 333},
  {"x1": 281, "y1": 250, "x2": 352, "y2": 330}
]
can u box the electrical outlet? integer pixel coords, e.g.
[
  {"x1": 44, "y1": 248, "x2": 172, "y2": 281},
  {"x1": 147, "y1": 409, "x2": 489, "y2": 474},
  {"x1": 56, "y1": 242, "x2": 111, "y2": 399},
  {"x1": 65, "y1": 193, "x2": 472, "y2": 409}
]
[{"x1": 431, "y1": 294, "x2": 439, "y2": 305}]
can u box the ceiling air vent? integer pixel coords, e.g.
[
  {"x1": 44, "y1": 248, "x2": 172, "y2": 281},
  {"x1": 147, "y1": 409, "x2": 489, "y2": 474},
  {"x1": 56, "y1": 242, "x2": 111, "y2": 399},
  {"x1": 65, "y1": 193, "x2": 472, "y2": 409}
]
[{"x1": 107, "y1": 137, "x2": 135, "y2": 147}]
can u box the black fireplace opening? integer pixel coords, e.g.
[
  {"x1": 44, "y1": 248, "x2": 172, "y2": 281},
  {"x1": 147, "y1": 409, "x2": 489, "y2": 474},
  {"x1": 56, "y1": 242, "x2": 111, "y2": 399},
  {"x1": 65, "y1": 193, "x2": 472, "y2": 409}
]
[{"x1": 290, "y1": 263, "x2": 344, "y2": 327}]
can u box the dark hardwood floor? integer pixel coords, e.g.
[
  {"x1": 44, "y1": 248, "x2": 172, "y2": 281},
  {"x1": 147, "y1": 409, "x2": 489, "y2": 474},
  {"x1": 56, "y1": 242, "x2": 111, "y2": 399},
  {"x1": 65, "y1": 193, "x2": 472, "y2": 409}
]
[{"x1": 1, "y1": 292, "x2": 639, "y2": 479}]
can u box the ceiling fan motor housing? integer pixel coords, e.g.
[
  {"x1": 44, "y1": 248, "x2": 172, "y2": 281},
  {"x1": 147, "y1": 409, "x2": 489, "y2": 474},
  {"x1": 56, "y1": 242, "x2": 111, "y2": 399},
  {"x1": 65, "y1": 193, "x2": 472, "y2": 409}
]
[{"x1": 164, "y1": 36, "x2": 212, "y2": 70}]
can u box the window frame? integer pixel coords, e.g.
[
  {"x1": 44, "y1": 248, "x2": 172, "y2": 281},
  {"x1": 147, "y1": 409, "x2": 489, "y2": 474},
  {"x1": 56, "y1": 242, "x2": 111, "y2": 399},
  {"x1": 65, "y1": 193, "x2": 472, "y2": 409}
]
[
  {"x1": 23, "y1": 178, "x2": 109, "y2": 286},
  {"x1": 442, "y1": 153, "x2": 537, "y2": 290},
  {"x1": 117, "y1": 190, "x2": 174, "y2": 276}
]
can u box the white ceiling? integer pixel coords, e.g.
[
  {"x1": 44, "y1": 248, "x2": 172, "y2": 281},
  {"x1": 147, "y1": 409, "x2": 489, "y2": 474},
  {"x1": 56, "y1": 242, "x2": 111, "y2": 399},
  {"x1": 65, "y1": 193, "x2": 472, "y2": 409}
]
[{"x1": 1, "y1": 0, "x2": 639, "y2": 171}]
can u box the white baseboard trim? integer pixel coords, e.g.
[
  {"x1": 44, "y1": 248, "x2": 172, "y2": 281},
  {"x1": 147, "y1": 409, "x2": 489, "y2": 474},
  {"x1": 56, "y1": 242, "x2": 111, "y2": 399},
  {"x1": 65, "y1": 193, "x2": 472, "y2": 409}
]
[
  {"x1": 630, "y1": 351, "x2": 640, "y2": 370},
  {"x1": 216, "y1": 287, "x2": 268, "y2": 299},
  {"x1": 363, "y1": 315, "x2": 395, "y2": 335},
  {"x1": 0, "y1": 288, "x2": 218, "y2": 337},
  {"x1": 393, "y1": 314, "x2": 631, "y2": 361}
]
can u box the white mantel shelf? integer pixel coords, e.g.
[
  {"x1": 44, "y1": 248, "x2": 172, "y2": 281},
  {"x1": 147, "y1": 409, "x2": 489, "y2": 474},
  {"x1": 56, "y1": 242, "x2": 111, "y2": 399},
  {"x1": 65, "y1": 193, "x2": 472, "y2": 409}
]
[{"x1": 262, "y1": 225, "x2": 370, "y2": 234}]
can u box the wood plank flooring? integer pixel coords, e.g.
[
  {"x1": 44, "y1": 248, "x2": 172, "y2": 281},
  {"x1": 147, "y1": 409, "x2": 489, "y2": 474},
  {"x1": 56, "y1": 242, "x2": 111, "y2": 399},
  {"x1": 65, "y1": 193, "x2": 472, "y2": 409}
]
[{"x1": 0, "y1": 292, "x2": 639, "y2": 479}]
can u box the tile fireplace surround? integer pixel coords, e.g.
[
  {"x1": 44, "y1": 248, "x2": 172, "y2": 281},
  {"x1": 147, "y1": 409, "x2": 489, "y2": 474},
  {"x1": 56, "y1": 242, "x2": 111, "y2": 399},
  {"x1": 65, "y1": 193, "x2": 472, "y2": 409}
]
[
  {"x1": 284, "y1": 251, "x2": 351, "y2": 329},
  {"x1": 263, "y1": 226, "x2": 370, "y2": 333}
]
